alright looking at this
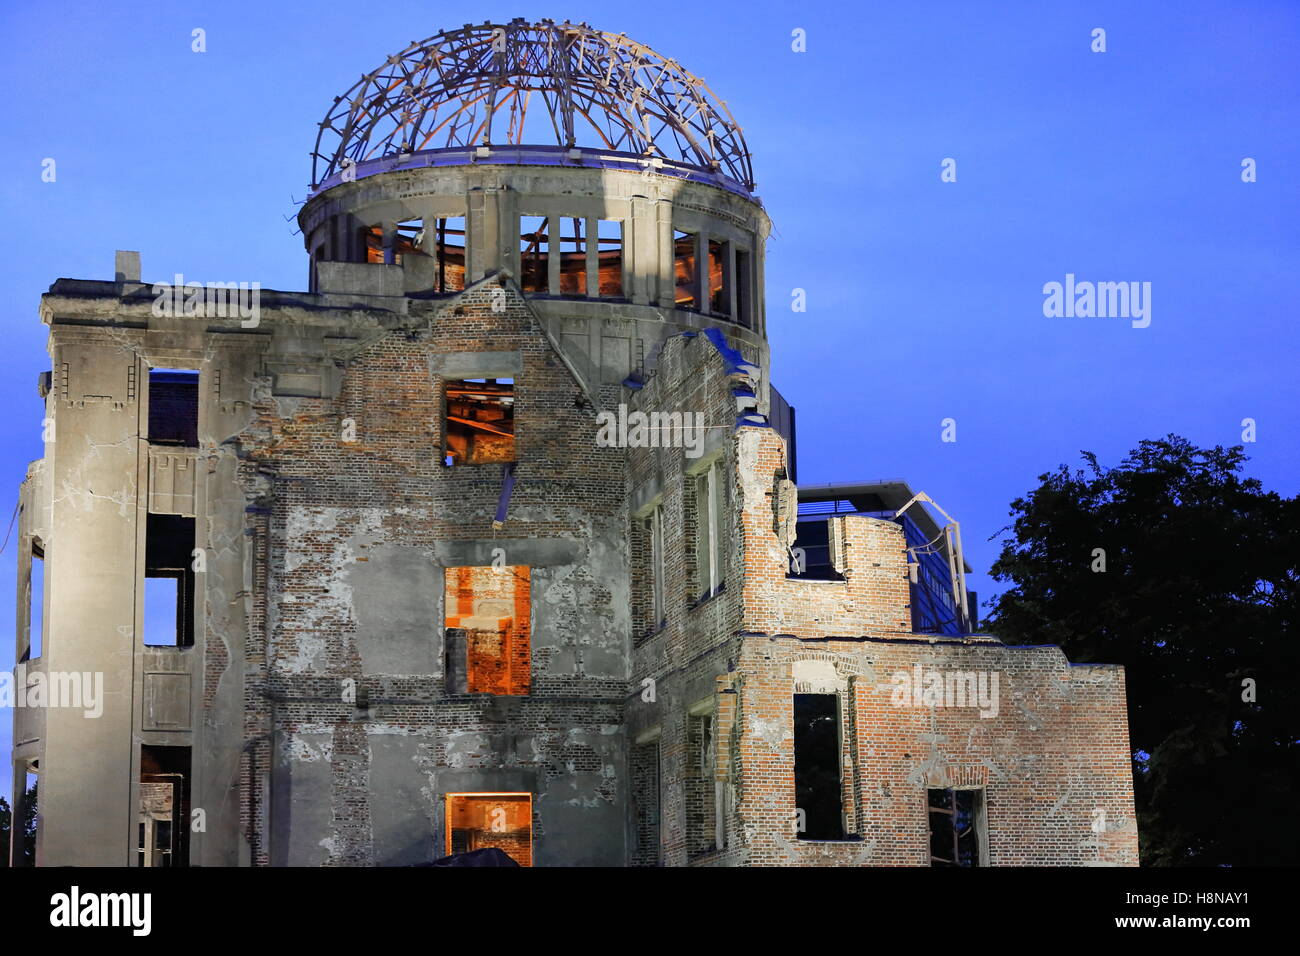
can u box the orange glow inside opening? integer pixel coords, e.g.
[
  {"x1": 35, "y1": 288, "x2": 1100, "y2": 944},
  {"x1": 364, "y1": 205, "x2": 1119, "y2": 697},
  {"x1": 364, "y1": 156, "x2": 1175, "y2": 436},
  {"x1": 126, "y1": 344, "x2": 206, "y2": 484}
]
[
  {"x1": 445, "y1": 792, "x2": 532, "y2": 866},
  {"x1": 445, "y1": 565, "x2": 530, "y2": 695}
]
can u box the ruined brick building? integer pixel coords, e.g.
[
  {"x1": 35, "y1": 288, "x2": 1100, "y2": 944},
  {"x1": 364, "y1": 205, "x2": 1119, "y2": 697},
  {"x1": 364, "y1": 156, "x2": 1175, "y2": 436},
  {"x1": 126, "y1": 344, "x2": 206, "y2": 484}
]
[{"x1": 9, "y1": 20, "x2": 1138, "y2": 867}]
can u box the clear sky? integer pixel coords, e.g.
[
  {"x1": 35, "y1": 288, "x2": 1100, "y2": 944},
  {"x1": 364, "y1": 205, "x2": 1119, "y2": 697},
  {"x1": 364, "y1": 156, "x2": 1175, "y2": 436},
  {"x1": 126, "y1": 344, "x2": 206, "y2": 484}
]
[{"x1": 2, "y1": 0, "x2": 1297, "y2": 804}]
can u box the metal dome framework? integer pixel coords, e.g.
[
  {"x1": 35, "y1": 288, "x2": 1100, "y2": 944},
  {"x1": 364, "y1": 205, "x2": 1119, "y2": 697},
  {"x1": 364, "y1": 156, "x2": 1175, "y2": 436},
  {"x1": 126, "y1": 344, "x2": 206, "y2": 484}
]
[{"x1": 311, "y1": 18, "x2": 755, "y2": 192}]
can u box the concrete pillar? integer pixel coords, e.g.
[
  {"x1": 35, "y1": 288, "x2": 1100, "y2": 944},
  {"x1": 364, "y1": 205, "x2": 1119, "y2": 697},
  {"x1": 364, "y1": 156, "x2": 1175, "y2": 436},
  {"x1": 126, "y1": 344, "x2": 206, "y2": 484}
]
[
  {"x1": 584, "y1": 215, "x2": 598, "y2": 297},
  {"x1": 498, "y1": 187, "x2": 517, "y2": 279},
  {"x1": 547, "y1": 214, "x2": 561, "y2": 295},
  {"x1": 629, "y1": 197, "x2": 656, "y2": 306},
  {"x1": 696, "y1": 232, "x2": 709, "y2": 313},
  {"x1": 468, "y1": 187, "x2": 506, "y2": 280},
  {"x1": 381, "y1": 221, "x2": 398, "y2": 265},
  {"x1": 656, "y1": 200, "x2": 674, "y2": 308},
  {"x1": 726, "y1": 242, "x2": 737, "y2": 320},
  {"x1": 38, "y1": 346, "x2": 143, "y2": 865}
]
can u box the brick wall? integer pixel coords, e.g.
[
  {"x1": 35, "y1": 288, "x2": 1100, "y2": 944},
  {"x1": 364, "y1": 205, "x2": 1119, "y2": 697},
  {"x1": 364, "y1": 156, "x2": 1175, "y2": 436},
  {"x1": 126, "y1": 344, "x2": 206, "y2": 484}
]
[
  {"x1": 627, "y1": 329, "x2": 1139, "y2": 867},
  {"x1": 231, "y1": 276, "x2": 629, "y2": 866}
]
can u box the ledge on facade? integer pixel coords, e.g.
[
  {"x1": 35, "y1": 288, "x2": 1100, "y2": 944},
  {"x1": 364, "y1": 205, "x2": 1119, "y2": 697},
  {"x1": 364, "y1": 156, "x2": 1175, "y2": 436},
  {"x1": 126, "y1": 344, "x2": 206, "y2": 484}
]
[{"x1": 739, "y1": 630, "x2": 1128, "y2": 673}]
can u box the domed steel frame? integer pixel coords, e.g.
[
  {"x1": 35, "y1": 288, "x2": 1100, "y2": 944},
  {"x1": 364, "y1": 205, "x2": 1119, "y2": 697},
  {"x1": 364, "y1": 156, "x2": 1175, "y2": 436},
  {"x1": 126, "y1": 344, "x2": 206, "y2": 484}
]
[{"x1": 310, "y1": 18, "x2": 755, "y2": 193}]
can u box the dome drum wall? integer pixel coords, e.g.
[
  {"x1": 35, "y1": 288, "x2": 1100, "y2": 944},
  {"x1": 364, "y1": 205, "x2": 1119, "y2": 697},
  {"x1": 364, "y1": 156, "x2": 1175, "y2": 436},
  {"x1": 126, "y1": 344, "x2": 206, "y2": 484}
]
[{"x1": 299, "y1": 161, "x2": 771, "y2": 394}]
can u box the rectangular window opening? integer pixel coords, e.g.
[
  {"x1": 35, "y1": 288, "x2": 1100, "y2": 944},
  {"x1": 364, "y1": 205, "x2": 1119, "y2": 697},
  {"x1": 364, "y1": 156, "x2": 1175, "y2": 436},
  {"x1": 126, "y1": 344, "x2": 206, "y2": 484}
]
[
  {"x1": 445, "y1": 793, "x2": 532, "y2": 866},
  {"x1": 928, "y1": 788, "x2": 982, "y2": 866},
  {"x1": 674, "y1": 229, "x2": 698, "y2": 310},
  {"x1": 787, "y1": 518, "x2": 845, "y2": 581},
  {"x1": 25, "y1": 542, "x2": 44, "y2": 661},
  {"x1": 444, "y1": 565, "x2": 530, "y2": 695},
  {"x1": 709, "y1": 239, "x2": 728, "y2": 315},
  {"x1": 139, "y1": 745, "x2": 191, "y2": 868},
  {"x1": 631, "y1": 740, "x2": 662, "y2": 866},
  {"x1": 444, "y1": 378, "x2": 514, "y2": 466},
  {"x1": 558, "y1": 217, "x2": 586, "y2": 296},
  {"x1": 433, "y1": 216, "x2": 466, "y2": 292},
  {"x1": 519, "y1": 215, "x2": 549, "y2": 293},
  {"x1": 144, "y1": 514, "x2": 196, "y2": 647},
  {"x1": 597, "y1": 219, "x2": 623, "y2": 297},
  {"x1": 360, "y1": 225, "x2": 385, "y2": 264},
  {"x1": 735, "y1": 248, "x2": 753, "y2": 328},
  {"x1": 794, "y1": 693, "x2": 844, "y2": 841},
  {"x1": 392, "y1": 219, "x2": 424, "y2": 266},
  {"x1": 692, "y1": 462, "x2": 727, "y2": 602},
  {"x1": 686, "y1": 712, "x2": 717, "y2": 857},
  {"x1": 148, "y1": 368, "x2": 199, "y2": 446}
]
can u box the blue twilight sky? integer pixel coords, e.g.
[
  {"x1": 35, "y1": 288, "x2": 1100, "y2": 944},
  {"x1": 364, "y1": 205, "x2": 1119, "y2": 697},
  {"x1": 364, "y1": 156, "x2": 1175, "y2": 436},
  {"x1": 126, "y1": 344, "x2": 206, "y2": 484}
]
[{"x1": 2, "y1": 1, "x2": 1298, "y2": 803}]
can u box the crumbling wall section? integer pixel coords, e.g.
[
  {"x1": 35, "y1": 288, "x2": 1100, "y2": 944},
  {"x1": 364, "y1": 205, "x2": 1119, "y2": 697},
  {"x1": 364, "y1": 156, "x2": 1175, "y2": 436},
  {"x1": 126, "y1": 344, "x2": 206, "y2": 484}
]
[
  {"x1": 233, "y1": 275, "x2": 630, "y2": 866},
  {"x1": 625, "y1": 330, "x2": 758, "y2": 866},
  {"x1": 730, "y1": 637, "x2": 1139, "y2": 866}
]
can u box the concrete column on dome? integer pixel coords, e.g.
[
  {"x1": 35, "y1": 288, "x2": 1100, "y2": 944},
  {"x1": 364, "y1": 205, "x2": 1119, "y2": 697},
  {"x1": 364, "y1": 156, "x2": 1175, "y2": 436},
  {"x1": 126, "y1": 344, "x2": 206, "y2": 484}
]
[
  {"x1": 696, "y1": 230, "x2": 709, "y2": 314},
  {"x1": 547, "y1": 214, "x2": 561, "y2": 295},
  {"x1": 655, "y1": 199, "x2": 674, "y2": 308},
  {"x1": 629, "y1": 196, "x2": 654, "y2": 306},
  {"x1": 498, "y1": 187, "x2": 518, "y2": 281},
  {"x1": 381, "y1": 221, "x2": 398, "y2": 265},
  {"x1": 726, "y1": 241, "x2": 737, "y2": 320},
  {"x1": 584, "y1": 215, "x2": 598, "y2": 298}
]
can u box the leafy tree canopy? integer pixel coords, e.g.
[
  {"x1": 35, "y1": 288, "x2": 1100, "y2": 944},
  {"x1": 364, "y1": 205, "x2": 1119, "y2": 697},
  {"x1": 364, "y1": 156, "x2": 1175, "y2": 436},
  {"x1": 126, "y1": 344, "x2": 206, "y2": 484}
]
[{"x1": 987, "y1": 435, "x2": 1298, "y2": 865}]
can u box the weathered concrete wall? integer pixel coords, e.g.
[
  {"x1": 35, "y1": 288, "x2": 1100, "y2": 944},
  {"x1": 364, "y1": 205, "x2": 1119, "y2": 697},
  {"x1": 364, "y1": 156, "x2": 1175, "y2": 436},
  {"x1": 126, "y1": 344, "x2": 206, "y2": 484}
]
[
  {"x1": 32, "y1": 334, "x2": 143, "y2": 865},
  {"x1": 298, "y1": 162, "x2": 772, "y2": 395},
  {"x1": 236, "y1": 275, "x2": 629, "y2": 866}
]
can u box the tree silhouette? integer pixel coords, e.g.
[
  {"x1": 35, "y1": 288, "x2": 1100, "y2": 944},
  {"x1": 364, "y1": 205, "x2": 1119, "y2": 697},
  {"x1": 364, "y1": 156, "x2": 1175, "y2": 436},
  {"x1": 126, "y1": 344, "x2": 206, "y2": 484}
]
[
  {"x1": 21, "y1": 783, "x2": 37, "y2": 864},
  {"x1": 0, "y1": 796, "x2": 10, "y2": 866},
  {"x1": 987, "y1": 435, "x2": 1298, "y2": 865}
]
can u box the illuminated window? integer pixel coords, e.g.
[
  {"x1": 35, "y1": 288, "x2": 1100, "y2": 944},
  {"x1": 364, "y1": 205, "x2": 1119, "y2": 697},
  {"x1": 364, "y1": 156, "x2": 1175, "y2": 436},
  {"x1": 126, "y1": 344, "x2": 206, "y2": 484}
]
[
  {"x1": 558, "y1": 217, "x2": 586, "y2": 295},
  {"x1": 393, "y1": 219, "x2": 422, "y2": 265},
  {"x1": 519, "y1": 216, "x2": 549, "y2": 292},
  {"x1": 360, "y1": 225, "x2": 385, "y2": 264},
  {"x1": 596, "y1": 220, "x2": 623, "y2": 297},
  {"x1": 708, "y1": 238, "x2": 728, "y2": 315},
  {"x1": 444, "y1": 565, "x2": 530, "y2": 695},
  {"x1": 445, "y1": 793, "x2": 532, "y2": 866},
  {"x1": 139, "y1": 745, "x2": 190, "y2": 867},
  {"x1": 431, "y1": 216, "x2": 466, "y2": 292},
  {"x1": 674, "y1": 229, "x2": 698, "y2": 310},
  {"x1": 443, "y1": 378, "x2": 514, "y2": 465}
]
